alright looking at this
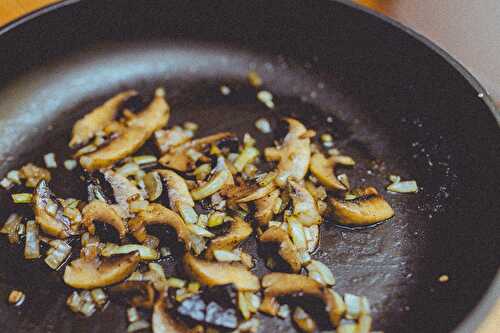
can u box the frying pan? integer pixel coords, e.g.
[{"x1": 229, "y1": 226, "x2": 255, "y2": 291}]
[{"x1": 0, "y1": 1, "x2": 498, "y2": 332}]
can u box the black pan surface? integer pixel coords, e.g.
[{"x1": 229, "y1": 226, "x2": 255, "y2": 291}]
[{"x1": 0, "y1": 1, "x2": 498, "y2": 332}]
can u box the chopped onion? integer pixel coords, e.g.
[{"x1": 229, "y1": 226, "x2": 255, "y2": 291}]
[
  {"x1": 7, "y1": 170, "x2": 21, "y2": 184},
  {"x1": 187, "y1": 281, "x2": 201, "y2": 293},
  {"x1": 167, "y1": 277, "x2": 186, "y2": 288},
  {"x1": 80, "y1": 301, "x2": 97, "y2": 317},
  {"x1": 188, "y1": 224, "x2": 215, "y2": 238},
  {"x1": 254, "y1": 118, "x2": 272, "y2": 133},
  {"x1": 387, "y1": 180, "x2": 418, "y2": 193},
  {"x1": 24, "y1": 220, "x2": 40, "y2": 259},
  {"x1": 74, "y1": 144, "x2": 97, "y2": 157},
  {"x1": 234, "y1": 146, "x2": 259, "y2": 172},
  {"x1": 177, "y1": 202, "x2": 198, "y2": 225},
  {"x1": 293, "y1": 307, "x2": 317, "y2": 333},
  {"x1": 237, "y1": 318, "x2": 260, "y2": 333},
  {"x1": 389, "y1": 174, "x2": 401, "y2": 183},
  {"x1": 197, "y1": 214, "x2": 208, "y2": 227},
  {"x1": 91, "y1": 288, "x2": 108, "y2": 307},
  {"x1": 64, "y1": 160, "x2": 78, "y2": 170},
  {"x1": 306, "y1": 260, "x2": 336, "y2": 286},
  {"x1": 214, "y1": 249, "x2": 241, "y2": 262},
  {"x1": 344, "y1": 293, "x2": 362, "y2": 319},
  {"x1": 337, "y1": 322, "x2": 357, "y2": 333},
  {"x1": 357, "y1": 314, "x2": 373, "y2": 333},
  {"x1": 220, "y1": 85, "x2": 231, "y2": 95},
  {"x1": 101, "y1": 243, "x2": 159, "y2": 260},
  {"x1": 277, "y1": 304, "x2": 290, "y2": 319},
  {"x1": 207, "y1": 212, "x2": 225, "y2": 228},
  {"x1": 321, "y1": 133, "x2": 333, "y2": 142},
  {"x1": 0, "y1": 177, "x2": 13, "y2": 189},
  {"x1": 331, "y1": 155, "x2": 356, "y2": 166},
  {"x1": 191, "y1": 160, "x2": 231, "y2": 200},
  {"x1": 287, "y1": 217, "x2": 307, "y2": 251},
  {"x1": 1, "y1": 213, "x2": 22, "y2": 244},
  {"x1": 337, "y1": 173, "x2": 350, "y2": 190},
  {"x1": 44, "y1": 152, "x2": 57, "y2": 168},
  {"x1": 67, "y1": 291, "x2": 82, "y2": 313},
  {"x1": 127, "y1": 307, "x2": 140, "y2": 323},
  {"x1": 45, "y1": 240, "x2": 71, "y2": 269},
  {"x1": 248, "y1": 71, "x2": 263, "y2": 87},
  {"x1": 11, "y1": 193, "x2": 33, "y2": 204},
  {"x1": 257, "y1": 90, "x2": 274, "y2": 109},
  {"x1": 132, "y1": 155, "x2": 157, "y2": 165},
  {"x1": 193, "y1": 163, "x2": 212, "y2": 181},
  {"x1": 183, "y1": 121, "x2": 199, "y2": 132}
]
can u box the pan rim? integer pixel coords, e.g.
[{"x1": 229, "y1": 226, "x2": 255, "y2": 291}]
[{"x1": 0, "y1": 1, "x2": 498, "y2": 332}]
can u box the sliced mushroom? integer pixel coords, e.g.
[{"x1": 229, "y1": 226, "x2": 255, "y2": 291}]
[
  {"x1": 235, "y1": 181, "x2": 277, "y2": 203},
  {"x1": 156, "y1": 169, "x2": 197, "y2": 224},
  {"x1": 153, "y1": 293, "x2": 192, "y2": 333},
  {"x1": 289, "y1": 179, "x2": 322, "y2": 226},
  {"x1": 191, "y1": 157, "x2": 234, "y2": 201},
  {"x1": 69, "y1": 90, "x2": 137, "y2": 148},
  {"x1": 259, "y1": 227, "x2": 301, "y2": 273},
  {"x1": 63, "y1": 252, "x2": 140, "y2": 289},
  {"x1": 79, "y1": 90, "x2": 170, "y2": 170},
  {"x1": 109, "y1": 280, "x2": 155, "y2": 309},
  {"x1": 33, "y1": 180, "x2": 75, "y2": 238},
  {"x1": 103, "y1": 169, "x2": 144, "y2": 218},
  {"x1": 310, "y1": 152, "x2": 347, "y2": 191},
  {"x1": 330, "y1": 187, "x2": 394, "y2": 226},
  {"x1": 260, "y1": 273, "x2": 345, "y2": 327},
  {"x1": 82, "y1": 200, "x2": 127, "y2": 239},
  {"x1": 254, "y1": 188, "x2": 280, "y2": 227},
  {"x1": 159, "y1": 132, "x2": 234, "y2": 172},
  {"x1": 154, "y1": 126, "x2": 193, "y2": 154},
  {"x1": 206, "y1": 217, "x2": 252, "y2": 260},
  {"x1": 128, "y1": 203, "x2": 193, "y2": 249},
  {"x1": 264, "y1": 118, "x2": 311, "y2": 187},
  {"x1": 183, "y1": 253, "x2": 260, "y2": 291}
]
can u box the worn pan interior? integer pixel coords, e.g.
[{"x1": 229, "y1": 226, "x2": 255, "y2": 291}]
[{"x1": 0, "y1": 1, "x2": 498, "y2": 332}]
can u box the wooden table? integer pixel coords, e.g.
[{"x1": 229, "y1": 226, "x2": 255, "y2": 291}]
[{"x1": 0, "y1": 1, "x2": 498, "y2": 332}]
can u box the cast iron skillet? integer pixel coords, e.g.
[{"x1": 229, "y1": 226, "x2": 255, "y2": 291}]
[{"x1": 0, "y1": 1, "x2": 498, "y2": 332}]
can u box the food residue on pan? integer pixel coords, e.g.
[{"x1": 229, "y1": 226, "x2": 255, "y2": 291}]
[{"x1": 0, "y1": 71, "x2": 418, "y2": 332}]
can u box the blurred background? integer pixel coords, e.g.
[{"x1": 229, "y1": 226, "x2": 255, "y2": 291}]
[{"x1": 0, "y1": 1, "x2": 499, "y2": 331}]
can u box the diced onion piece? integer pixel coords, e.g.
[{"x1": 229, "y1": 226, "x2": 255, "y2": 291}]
[
  {"x1": 187, "y1": 224, "x2": 215, "y2": 238},
  {"x1": 287, "y1": 217, "x2": 307, "y2": 251},
  {"x1": 306, "y1": 260, "x2": 336, "y2": 286},
  {"x1": 44, "y1": 152, "x2": 57, "y2": 168},
  {"x1": 8, "y1": 290, "x2": 25, "y2": 306},
  {"x1": 337, "y1": 322, "x2": 357, "y2": 333},
  {"x1": 12, "y1": 193, "x2": 33, "y2": 204},
  {"x1": 191, "y1": 169, "x2": 231, "y2": 201},
  {"x1": 207, "y1": 212, "x2": 226, "y2": 228},
  {"x1": 167, "y1": 277, "x2": 186, "y2": 288},
  {"x1": 90, "y1": 288, "x2": 107, "y2": 307},
  {"x1": 193, "y1": 163, "x2": 212, "y2": 181},
  {"x1": 321, "y1": 133, "x2": 333, "y2": 142},
  {"x1": 337, "y1": 173, "x2": 350, "y2": 190},
  {"x1": 45, "y1": 240, "x2": 72, "y2": 269},
  {"x1": 248, "y1": 71, "x2": 263, "y2": 87},
  {"x1": 24, "y1": 220, "x2": 41, "y2": 259},
  {"x1": 67, "y1": 291, "x2": 83, "y2": 312},
  {"x1": 387, "y1": 180, "x2": 418, "y2": 193},
  {"x1": 64, "y1": 160, "x2": 78, "y2": 170},
  {"x1": 143, "y1": 171, "x2": 163, "y2": 201},
  {"x1": 213, "y1": 249, "x2": 241, "y2": 262},
  {"x1": 133, "y1": 155, "x2": 157, "y2": 165},
  {"x1": 0, "y1": 177, "x2": 13, "y2": 189},
  {"x1": 389, "y1": 174, "x2": 401, "y2": 183},
  {"x1": 1, "y1": 213, "x2": 22, "y2": 244},
  {"x1": 101, "y1": 243, "x2": 159, "y2": 260},
  {"x1": 257, "y1": 90, "x2": 274, "y2": 109},
  {"x1": 234, "y1": 146, "x2": 260, "y2": 172},
  {"x1": 292, "y1": 307, "x2": 317, "y2": 333},
  {"x1": 344, "y1": 293, "x2": 362, "y2": 319},
  {"x1": 177, "y1": 202, "x2": 198, "y2": 225},
  {"x1": 80, "y1": 301, "x2": 97, "y2": 317},
  {"x1": 127, "y1": 307, "x2": 140, "y2": 323},
  {"x1": 237, "y1": 318, "x2": 260, "y2": 332},
  {"x1": 357, "y1": 314, "x2": 373, "y2": 333},
  {"x1": 7, "y1": 170, "x2": 21, "y2": 184},
  {"x1": 255, "y1": 118, "x2": 272, "y2": 133},
  {"x1": 277, "y1": 304, "x2": 290, "y2": 319}
]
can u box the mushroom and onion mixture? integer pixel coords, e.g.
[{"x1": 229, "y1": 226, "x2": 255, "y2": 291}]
[{"x1": 0, "y1": 82, "x2": 416, "y2": 333}]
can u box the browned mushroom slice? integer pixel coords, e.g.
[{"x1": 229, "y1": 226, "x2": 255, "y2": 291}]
[
  {"x1": 183, "y1": 253, "x2": 260, "y2": 291},
  {"x1": 260, "y1": 273, "x2": 345, "y2": 327},
  {"x1": 205, "y1": 217, "x2": 252, "y2": 260},
  {"x1": 156, "y1": 169, "x2": 197, "y2": 224},
  {"x1": 63, "y1": 252, "x2": 140, "y2": 289},
  {"x1": 109, "y1": 280, "x2": 155, "y2": 309},
  {"x1": 259, "y1": 227, "x2": 301, "y2": 273},
  {"x1": 310, "y1": 152, "x2": 347, "y2": 191},
  {"x1": 103, "y1": 169, "x2": 144, "y2": 218},
  {"x1": 33, "y1": 180, "x2": 75, "y2": 239},
  {"x1": 153, "y1": 293, "x2": 193, "y2": 333},
  {"x1": 128, "y1": 203, "x2": 192, "y2": 249},
  {"x1": 69, "y1": 90, "x2": 137, "y2": 148},
  {"x1": 82, "y1": 200, "x2": 127, "y2": 239},
  {"x1": 254, "y1": 188, "x2": 280, "y2": 227},
  {"x1": 80, "y1": 90, "x2": 170, "y2": 170},
  {"x1": 330, "y1": 187, "x2": 394, "y2": 226},
  {"x1": 264, "y1": 118, "x2": 311, "y2": 186},
  {"x1": 158, "y1": 132, "x2": 234, "y2": 172},
  {"x1": 289, "y1": 179, "x2": 322, "y2": 226}
]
